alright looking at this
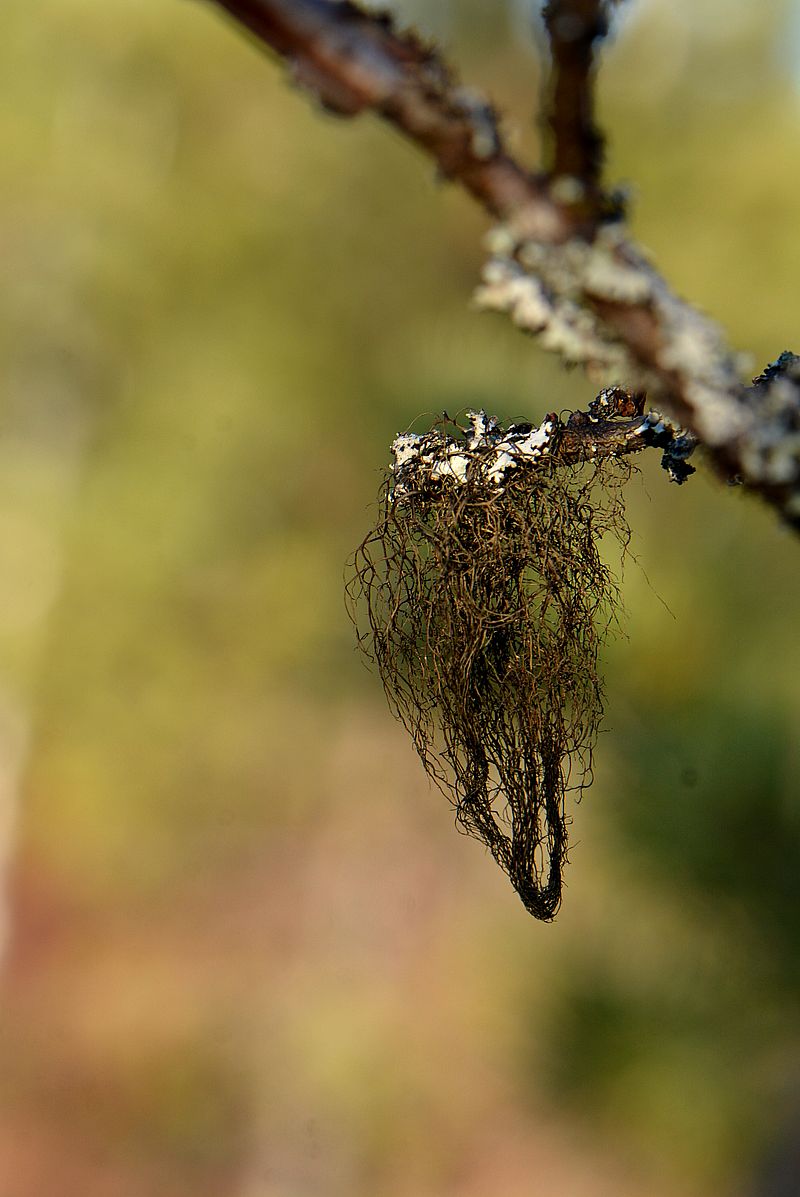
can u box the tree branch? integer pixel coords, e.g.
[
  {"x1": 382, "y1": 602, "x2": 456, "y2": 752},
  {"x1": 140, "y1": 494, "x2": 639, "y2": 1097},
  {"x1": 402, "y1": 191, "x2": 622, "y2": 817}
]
[
  {"x1": 209, "y1": 0, "x2": 563, "y2": 225},
  {"x1": 203, "y1": 0, "x2": 800, "y2": 531},
  {"x1": 389, "y1": 392, "x2": 693, "y2": 494},
  {"x1": 560, "y1": 388, "x2": 695, "y2": 481},
  {"x1": 541, "y1": 0, "x2": 615, "y2": 220}
]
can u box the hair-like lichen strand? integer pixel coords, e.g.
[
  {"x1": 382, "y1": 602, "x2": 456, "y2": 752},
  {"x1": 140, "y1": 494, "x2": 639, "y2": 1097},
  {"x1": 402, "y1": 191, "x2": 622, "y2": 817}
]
[{"x1": 347, "y1": 412, "x2": 631, "y2": 920}]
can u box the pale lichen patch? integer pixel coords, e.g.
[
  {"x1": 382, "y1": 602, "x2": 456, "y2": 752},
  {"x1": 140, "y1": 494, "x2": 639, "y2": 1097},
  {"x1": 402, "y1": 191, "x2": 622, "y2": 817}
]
[
  {"x1": 583, "y1": 245, "x2": 654, "y2": 304},
  {"x1": 391, "y1": 410, "x2": 556, "y2": 494},
  {"x1": 451, "y1": 86, "x2": 501, "y2": 160},
  {"x1": 474, "y1": 258, "x2": 628, "y2": 377},
  {"x1": 473, "y1": 225, "x2": 800, "y2": 519},
  {"x1": 549, "y1": 174, "x2": 586, "y2": 205}
]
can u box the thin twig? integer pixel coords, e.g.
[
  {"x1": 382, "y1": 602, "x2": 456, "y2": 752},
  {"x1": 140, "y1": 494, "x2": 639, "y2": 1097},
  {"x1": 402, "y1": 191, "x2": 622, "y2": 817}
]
[
  {"x1": 208, "y1": 0, "x2": 562, "y2": 226},
  {"x1": 203, "y1": 0, "x2": 800, "y2": 530},
  {"x1": 541, "y1": 0, "x2": 613, "y2": 219},
  {"x1": 558, "y1": 389, "x2": 695, "y2": 482}
]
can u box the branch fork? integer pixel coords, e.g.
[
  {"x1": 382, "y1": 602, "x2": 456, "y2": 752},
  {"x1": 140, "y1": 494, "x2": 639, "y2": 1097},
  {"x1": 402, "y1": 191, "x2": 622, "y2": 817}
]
[{"x1": 205, "y1": 0, "x2": 800, "y2": 530}]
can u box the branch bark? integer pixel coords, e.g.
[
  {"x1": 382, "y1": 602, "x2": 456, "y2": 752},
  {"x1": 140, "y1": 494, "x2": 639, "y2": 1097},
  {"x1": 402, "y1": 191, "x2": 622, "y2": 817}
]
[
  {"x1": 203, "y1": 0, "x2": 800, "y2": 531},
  {"x1": 541, "y1": 0, "x2": 614, "y2": 220}
]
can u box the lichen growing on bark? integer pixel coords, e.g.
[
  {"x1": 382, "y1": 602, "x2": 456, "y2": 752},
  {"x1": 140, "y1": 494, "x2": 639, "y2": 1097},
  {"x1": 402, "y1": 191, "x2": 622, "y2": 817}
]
[{"x1": 347, "y1": 414, "x2": 630, "y2": 920}]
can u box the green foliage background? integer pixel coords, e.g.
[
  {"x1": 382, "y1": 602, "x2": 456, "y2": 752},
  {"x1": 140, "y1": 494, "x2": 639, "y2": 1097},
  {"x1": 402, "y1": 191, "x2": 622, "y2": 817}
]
[{"x1": 0, "y1": 1, "x2": 798, "y2": 1194}]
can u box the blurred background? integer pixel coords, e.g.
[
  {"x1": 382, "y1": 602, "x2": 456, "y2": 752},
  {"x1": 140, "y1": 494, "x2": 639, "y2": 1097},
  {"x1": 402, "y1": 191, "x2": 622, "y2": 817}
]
[{"x1": 1, "y1": 0, "x2": 799, "y2": 1193}]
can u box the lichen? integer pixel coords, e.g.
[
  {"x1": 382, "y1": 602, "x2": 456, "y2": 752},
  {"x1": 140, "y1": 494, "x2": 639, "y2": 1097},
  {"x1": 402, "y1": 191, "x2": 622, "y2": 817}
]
[
  {"x1": 390, "y1": 409, "x2": 556, "y2": 493},
  {"x1": 348, "y1": 414, "x2": 631, "y2": 920},
  {"x1": 450, "y1": 86, "x2": 501, "y2": 160},
  {"x1": 474, "y1": 258, "x2": 628, "y2": 376},
  {"x1": 475, "y1": 221, "x2": 751, "y2": 455}
]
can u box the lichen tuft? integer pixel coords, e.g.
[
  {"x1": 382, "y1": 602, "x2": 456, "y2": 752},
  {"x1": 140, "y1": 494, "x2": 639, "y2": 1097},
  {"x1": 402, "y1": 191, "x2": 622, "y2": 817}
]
[{"x1": 347, "y1": 415, "x2": 630, "y2": 920}]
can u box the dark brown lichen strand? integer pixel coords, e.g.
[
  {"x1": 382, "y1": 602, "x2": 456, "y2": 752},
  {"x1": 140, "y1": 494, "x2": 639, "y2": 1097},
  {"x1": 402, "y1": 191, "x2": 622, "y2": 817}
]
[{"x1": 347, "y1": 421, "x2": 630, "y2": 920}]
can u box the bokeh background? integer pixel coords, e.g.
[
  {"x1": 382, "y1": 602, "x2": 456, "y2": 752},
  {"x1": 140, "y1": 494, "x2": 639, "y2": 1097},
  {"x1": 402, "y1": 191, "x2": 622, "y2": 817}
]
[{"x1": 1, "y1": 0, "x2": 799, "y2": 1193}]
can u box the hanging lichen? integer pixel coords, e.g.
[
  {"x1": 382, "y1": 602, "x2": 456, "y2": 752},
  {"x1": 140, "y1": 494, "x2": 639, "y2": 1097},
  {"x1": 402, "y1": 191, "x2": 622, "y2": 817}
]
[{"x1": 347, "y1": 411, "x2": 631, "y2": 920}]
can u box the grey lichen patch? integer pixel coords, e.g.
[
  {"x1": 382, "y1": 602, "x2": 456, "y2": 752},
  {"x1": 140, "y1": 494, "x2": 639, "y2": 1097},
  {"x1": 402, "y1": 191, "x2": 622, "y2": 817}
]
[
  {"x1": 582, "y1": 233, "x2": 655, "y2": 304},
  {"x1": 475, "y1": 222, "x2": 666, "y2": 383},
  {"x1": 741, "y1": 433, "x2": 800, "y2": 487},
  {"x1": 503, "y1": 220, "x2": 655, "y2": 308},
  {"x1": 549, "y1": 174, "x2": 586, "y2": 205},
  {"x1": 483, "y1": 225, "x2": 517, "y2": 258},
  {"x1": 738, "y1": 355, "x2": 800, "y2": 496},
  {"x1": 450, "y1": 85, "x2": 502, "y2": 160},
  {"x1": 538, "y1": 300, "x2": 613, "y2": 367},
  {"x1": 649, "y1": 282, "x2": 744, "y2": 446},
  {"x1": 474, "y1": 258, "x2": 551, "y2": 333},
  {"x1": 474, "y1": 257, "x2": 628, "y2": 376}
]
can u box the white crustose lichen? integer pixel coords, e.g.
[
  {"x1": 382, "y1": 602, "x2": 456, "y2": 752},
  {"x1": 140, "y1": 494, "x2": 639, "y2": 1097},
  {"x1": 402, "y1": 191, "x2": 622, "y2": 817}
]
[{"x1": 390, "y1": 410, "x2": 555, "y2": 496}]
